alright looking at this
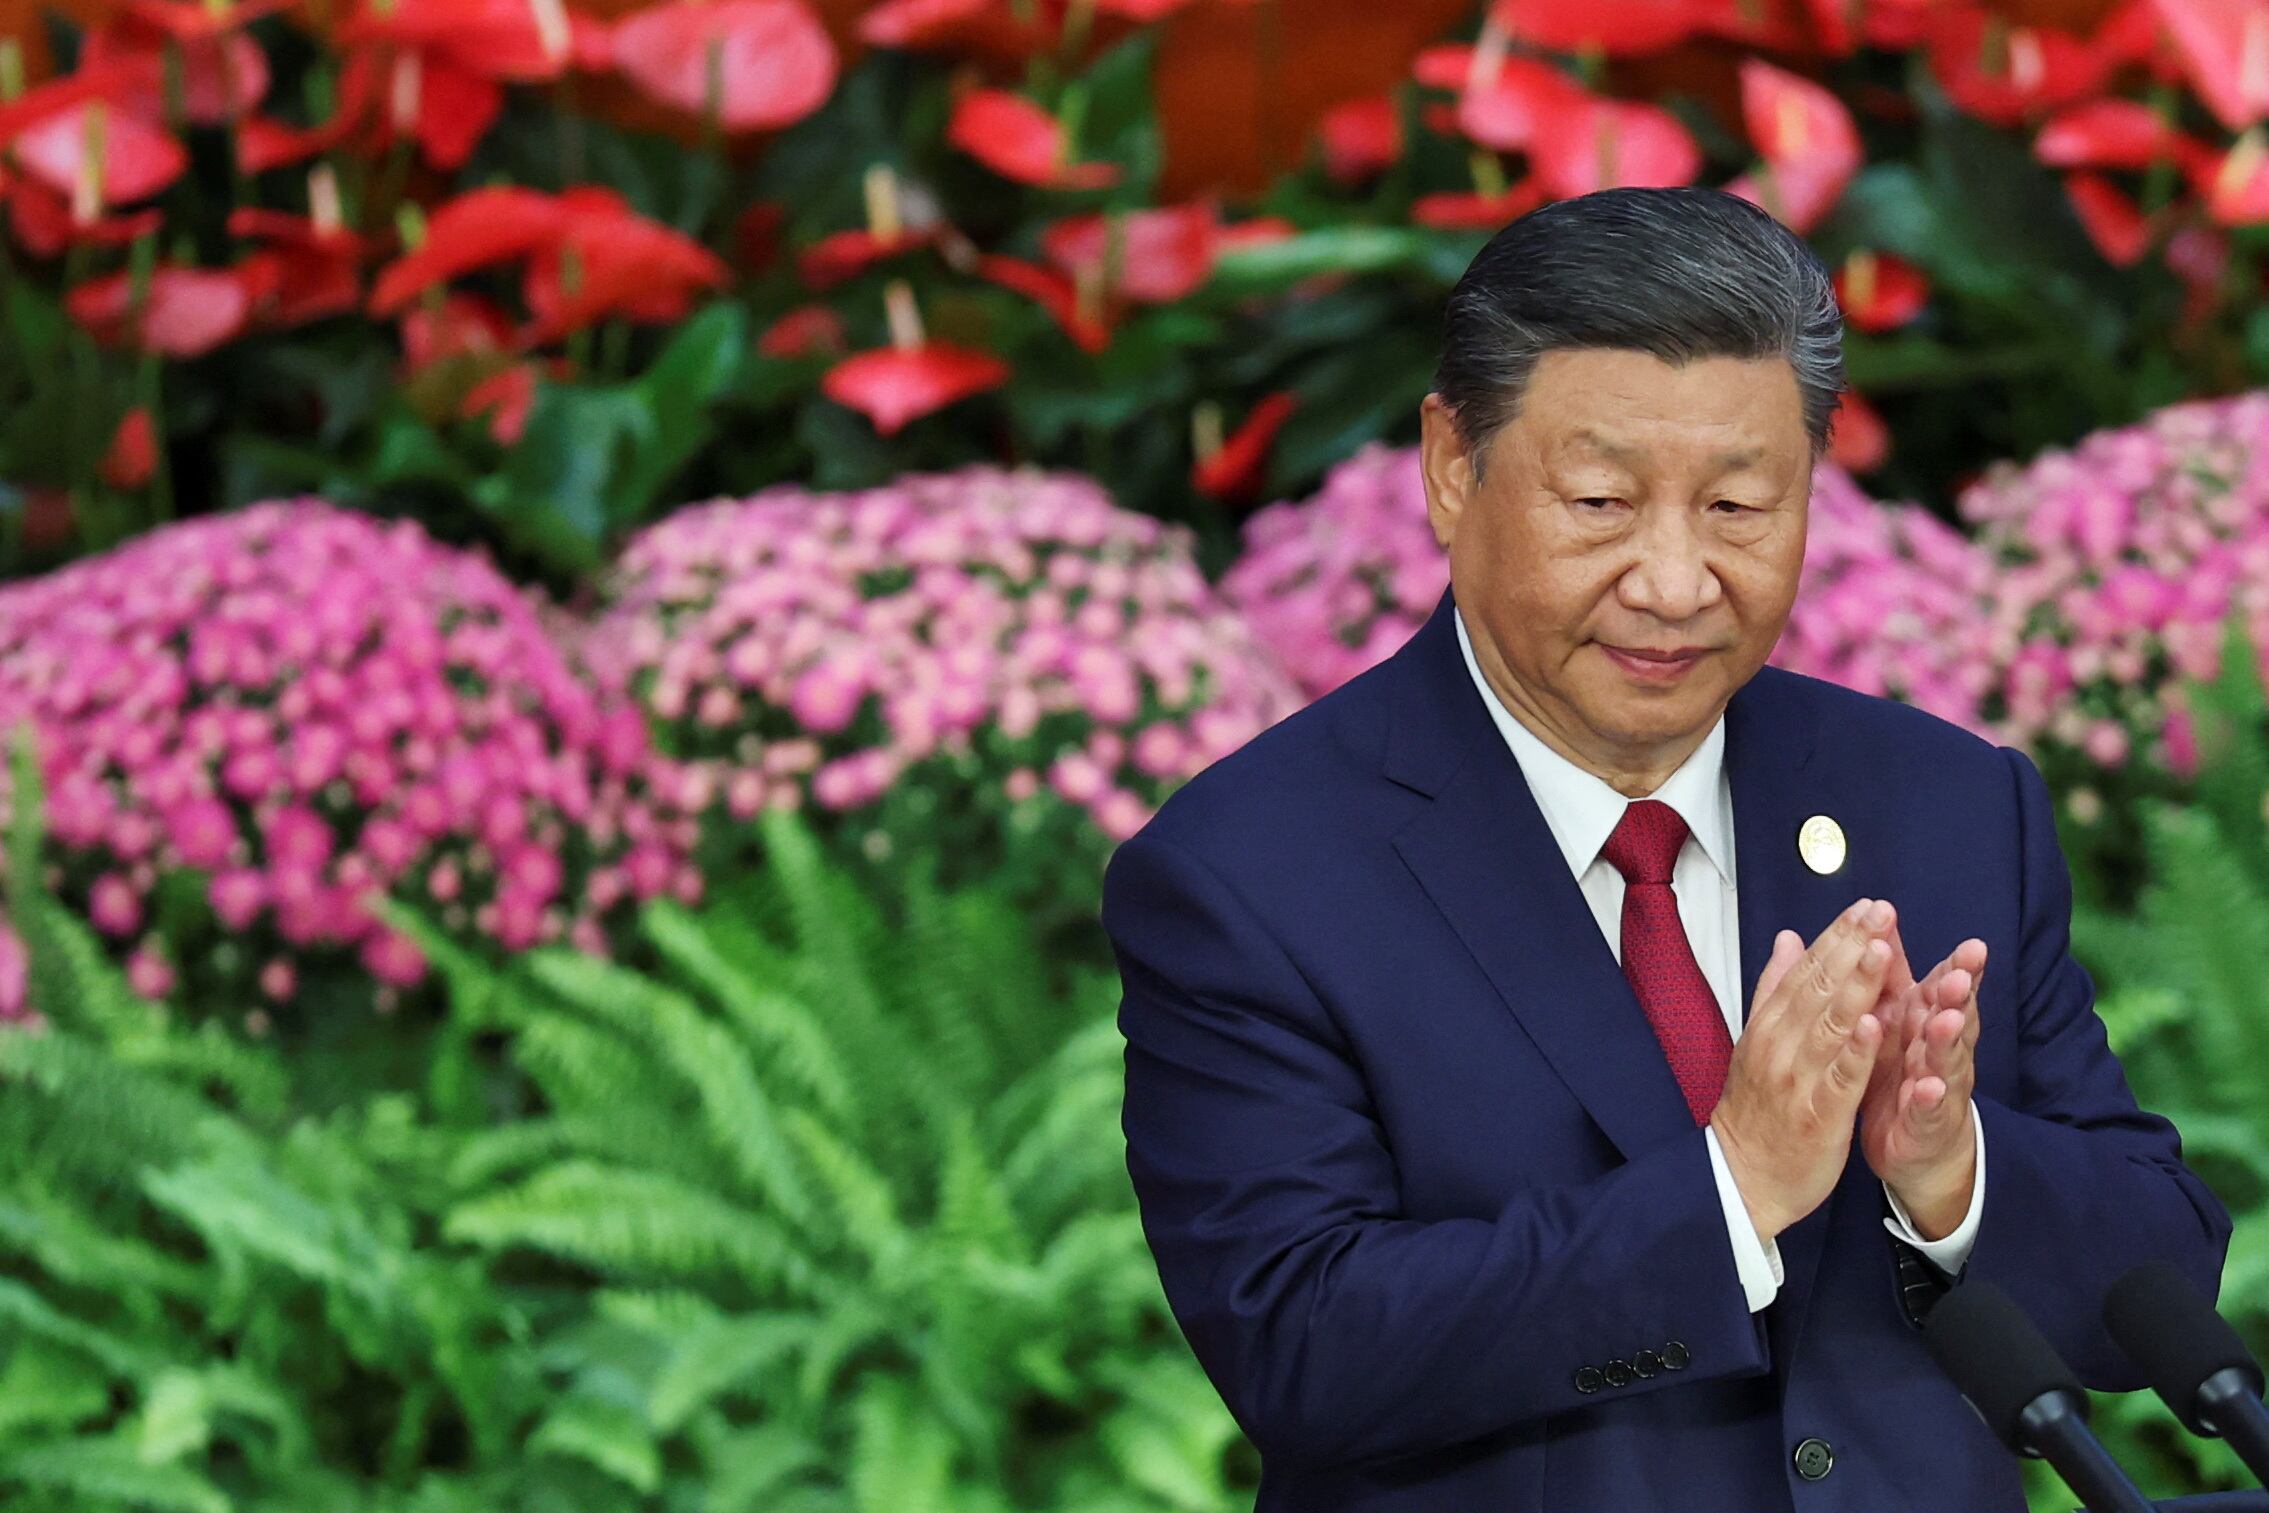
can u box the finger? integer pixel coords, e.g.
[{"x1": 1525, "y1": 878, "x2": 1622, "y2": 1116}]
[
  {"x1": 1879, "y1": 913, "x2": 1917, "y2": 996},
  {"x1": 1814, "y1": 917, "x2": 1894, "y2": 1048},
  {"x1": 1824, "y1": 1011, "x2": 1883, "y2": 1112},
  {"x1": 1754, "y1": 929, "x2": 1804, "y2": 1012}
]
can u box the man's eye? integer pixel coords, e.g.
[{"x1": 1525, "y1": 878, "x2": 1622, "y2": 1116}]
[
  {"x1": 1577, "y1": 497, "x2": 1621, "y2": 509},
  {"x1": 1713, "y1": 499, "x2": 1753, "y2": 513}
]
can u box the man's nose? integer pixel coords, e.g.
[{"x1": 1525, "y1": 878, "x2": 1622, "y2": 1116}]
[{"x1": 1618, "y1": 506, "x2": 1722, "y2": 620}]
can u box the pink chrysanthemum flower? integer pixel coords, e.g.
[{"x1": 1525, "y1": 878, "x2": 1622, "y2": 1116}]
[
  {"x1": 577, "y1": 465, "x2": 1300, "y2": 891},
  {"x1": 1959, "y1": 391, "x2": 2269, "y2": 782},
  {"x1": 1221, "y1": 442, "x2": 1447, "y2": 699},
  {"x1": 1770, "y1": 462, "x2": 1999, "y2": 736},
  {"x1": 0, "y1": 499, "x2": 700, "y2": 1020}
]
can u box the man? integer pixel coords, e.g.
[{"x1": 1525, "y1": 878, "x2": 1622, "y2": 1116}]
[{"x1": 1100, "y1": 187, "x2": 2230, "y2": 1511}]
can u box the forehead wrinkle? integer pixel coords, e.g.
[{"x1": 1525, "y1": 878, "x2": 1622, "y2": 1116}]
[{"x1": 1558, "y1": 425, "x2": 1771, "y2": 476}]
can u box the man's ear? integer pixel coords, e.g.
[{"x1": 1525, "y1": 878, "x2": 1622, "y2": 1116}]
[{"x1": 1417, "y1": 393, "x2": 1473, "y2": 553}]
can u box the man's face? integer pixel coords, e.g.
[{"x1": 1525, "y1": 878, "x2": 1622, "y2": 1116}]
[{"x1": 1417, "y1": 347, "x2": 1812, "y2": 784}]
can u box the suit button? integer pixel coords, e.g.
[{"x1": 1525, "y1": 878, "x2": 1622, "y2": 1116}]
[
  {"x1": 1633, "y1": 1349, "x2": 1661, "y2": 1378},
  {"x1": 1793, "y1": 1437, "x2": 1834, "y2": 1481},
  {"x1": 1574, "y1": 1366, "x2": 1604, "y2": 1395},
  {"x1": 1660, "y1": 1340, "x2": 1690, "y2": 1371},
  {"x1": 1603, "y1": 1358, "x2": 1634, "y2": 1388}
]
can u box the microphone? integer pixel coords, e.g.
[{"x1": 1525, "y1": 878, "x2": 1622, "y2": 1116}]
[
  {"x1": 1923, "y1": 1280, "x2": 2154, "y2": 1513},
  {"x1": 2105, "y1": 1261, "x2": 2269, "y2": 1488}
]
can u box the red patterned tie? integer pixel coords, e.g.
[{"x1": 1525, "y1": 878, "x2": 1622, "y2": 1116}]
[{"x1": 1600, "y1": 799, "x2": 1734, "y2": 1126}]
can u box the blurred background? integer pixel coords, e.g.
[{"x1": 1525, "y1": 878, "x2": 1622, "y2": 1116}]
[{"x1": 2, "y1": 0, "x2": 2267, "y2": 1508}]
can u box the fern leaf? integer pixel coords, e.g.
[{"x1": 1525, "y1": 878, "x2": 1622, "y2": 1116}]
[{"x1": 444, "y1": 1160, "x2": 832, "y2": 1302}]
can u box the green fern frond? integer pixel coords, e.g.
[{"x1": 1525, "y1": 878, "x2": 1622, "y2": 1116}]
[
  {"x1": 444, "y1": 1160, "x2": 833, "y2": 1302},
  {"x1": 522, "y1": 950, "x2": 819, "y2": 1229},
  {"x1": 694, "y1": 1421, "x2": 830, "y2": 1513},
  {"x1": 527, "y1": 1393, "x2": 660, "y2": 1495},
  {"x1": 638, "y1": 898, "x2": 854, "y2": 1123},
  {"x1": 647, "y1": 1313, "x2": 819, "y2": 1433},
  {"x1": 0, "y1": 1433, "x2": 231, "y2": 1513},
  {"x1": 842, "y1": 1372, "x2": 956, "y2": 1513},
  {"x1": 776, "y1": 1108, "x2": 909, "y2": 1283}
]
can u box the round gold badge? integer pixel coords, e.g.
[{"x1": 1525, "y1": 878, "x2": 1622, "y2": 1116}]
[{"x1": 1797, "y1": 814, "x2": 1847, "y2": 876}]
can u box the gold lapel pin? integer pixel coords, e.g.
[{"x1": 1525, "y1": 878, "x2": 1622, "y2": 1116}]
[{"x1": 1798, "y1": 814, "x2": 1847, "y2": 876}]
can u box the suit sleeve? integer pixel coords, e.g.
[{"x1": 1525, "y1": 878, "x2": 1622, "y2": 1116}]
[
  {"x1": 1963, "y1": 746, "x2": 2233, "y2": 1384},
  {"x1": 1104, "y1": 827, "x2": 1768, "y2": 1474}
]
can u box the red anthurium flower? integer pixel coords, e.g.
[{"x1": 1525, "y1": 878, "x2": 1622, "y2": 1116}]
[
  {"x1": 1728, "y1": 58, "x2": 1862, "y2": 232},
  {"x1": 369, "y1": 187, "x2": 566, "y2": 315},
  {"x1": 1696, "y1": 0, "x2": 1813, "y2": 51},
  {"x1": 1412, "y1": 179, "x2": 1546, "y2": 229},
  {"x1": 1488, "y1": 0, "x2": 1713, "y2": 54},
  {"x1": 80, "y1": 21, "x2": 269, "y2": 125},
  {"x1": 822, "y1": 343, "x2": 1009, "y2": 434},
  {"x1": 1412, "y1": 42, "x2": 1477, "y2": 91},
  {"x1": 974, "y1": 252, "x2": 1112, "y2": 352},
  {"x1": 0, "y1": 64, "x2": 145, "y2": 145},
  {"x1": 611, "y1": 0, "x2": 836, "y2": 131},
  {"x1": 2206, "y1": 128, "x2": 2269, "y2": 222},
  {"x1": 401, "y1": 293, "x2": 516, "y2": 373},
  {"x1": 1528, "y1": 94, "x2": 1701, "y2": 198},
  {"x1": 1457, "y1": 57, "x2": 1586, "y2": 152},
  {"x1": 11, "y1": 101, "x2": 189, "y2": 210},
  {"x1": 399, "y1": 52, "x2": 507, "y2": 171},
  {"x1": 1042, "y1": 202, "x2": 1222, "y2": 304},
  {"x1": 99, "y1": 407, "x2": 158, "y2": 489},
  {"x1": 1827, "y1": 387, "x2": 1889, "y2": 473},
  {"x1": 948, "y1": 88, "x2": 1118, "y2": 189},
  {"x1": 517, "y1": 193, "x2": 729, "y2": 347},
  {"x1": 758, "y1": 303, "x2": 850, "y2": 358},
  {"x1": 6, "y1": 176, "x2": 163, "y2": 257},
  {"x1": 1797, "y1": 0, "x2": 1860, "y2": 53},
  {"x1": 1834, "y1": 250, "x2": 1929, "y2": 332},
  {"x1": 462, "y1": 362, "x2": 541, "y2": 444},
  {"x1": 1318, "y1": 95, "x2": 1401, "y2": 183},
  {"x1": 1193, "y1": 391, "x2": 1298, "y2": 502},
  {"x1": 1922, "y1": 8, "x2": 2111, "y2": 127},
  {"x1": 797, "y1": 226, "x2": 938, "y2": 290},
  {"x1": 340, "y1": 0, "x2": 575, "y2": 83},
  {"x1": 2064, "y1": 170, "x2": 2153, "y2": 263},
  {"x1": 2148, "y1": 0, "x2": 2269, "y2": 131},
  {"x1": 230, "y1": 203, "x2": 369, "y2": 328},
  {"x1": 68, "y1": 265, "x2": 255, "y2": 356},
  {"x1": 2035, "y1": 98, "x2": 2190, "y2": 169},
  {"x1": 2093, "y1": 0, "x2": 2179, "y2": 74}
]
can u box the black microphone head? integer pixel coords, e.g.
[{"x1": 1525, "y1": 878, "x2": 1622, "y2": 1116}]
[
  {"x1": 2104, "y1": 1261, "x2": 2263, "y2": 1436},
  {"x1": 1924, "y1": 1281, "x2": 2086, "y2": 1453}
]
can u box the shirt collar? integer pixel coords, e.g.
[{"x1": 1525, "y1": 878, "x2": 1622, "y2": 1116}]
[{"x1": 1454, "y1": 601, "x2": 1734, "y2": 887}]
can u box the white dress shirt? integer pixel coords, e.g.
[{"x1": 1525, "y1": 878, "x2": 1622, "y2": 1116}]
[{"x1": 1454, "y1": 605, "x2": 1984, "y2": 1311}]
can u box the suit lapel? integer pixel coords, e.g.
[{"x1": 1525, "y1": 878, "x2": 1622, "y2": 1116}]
[{"x1": 1385, "y1": 585, "x2": 1860, "y2": 1356}]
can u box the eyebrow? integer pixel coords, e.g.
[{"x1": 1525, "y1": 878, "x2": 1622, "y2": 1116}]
[{"x1": 1568, "y1": 429, "x2": 1764, "y2": 472}]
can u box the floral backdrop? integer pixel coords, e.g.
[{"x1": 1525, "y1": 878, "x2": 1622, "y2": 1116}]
[{"x1": 5, "y1": 1, "x2": 2269, "y2": 1510}]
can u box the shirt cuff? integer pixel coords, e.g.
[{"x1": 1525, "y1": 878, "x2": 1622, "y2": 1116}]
[
  {"x1": 1705, "y1": 1124, "x2": 1785, "y2": 1312},
  {"x1": 1881, "y1": 1099, "x2": 1987, "y2": 1276}
]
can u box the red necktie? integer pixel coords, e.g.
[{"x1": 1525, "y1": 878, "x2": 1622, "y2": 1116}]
[{"x1": 1600, "y1": 799, "x2": 1733, "y2": 1126}]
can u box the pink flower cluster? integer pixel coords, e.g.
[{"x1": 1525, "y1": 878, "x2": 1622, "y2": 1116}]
[
  {"x1": 578, "y1": 465, "x2": 1301, "y2": 855},
  {"x1": 0, "y1": 500, "x2": 700, "y2": 1020},
  {"x1": 1768, "y1": 462, "x2": 2000, "y2": 736},
  {"x1": 1957, "y1": 392, "x2": 2269, "y2": 783},
  {"x1": 1220, "y1": 442, "x2": 1448, "y2": 700}
]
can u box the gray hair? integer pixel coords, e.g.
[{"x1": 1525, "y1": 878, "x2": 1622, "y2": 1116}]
[{"x1": 1433, "y1": 186, "x2": 1847, "y2": 480}]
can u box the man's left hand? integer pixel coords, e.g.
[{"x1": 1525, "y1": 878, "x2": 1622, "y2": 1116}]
[{"x1": 1860, "y1": 919, "x2": 1985, "y2": 1239}]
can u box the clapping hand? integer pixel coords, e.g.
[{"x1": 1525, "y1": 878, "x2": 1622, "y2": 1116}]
[{"x1": 1859, "y1": 914, "x2": 1985, "y2": 1239}]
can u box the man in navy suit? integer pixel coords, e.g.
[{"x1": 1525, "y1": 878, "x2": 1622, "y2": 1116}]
[{"x1": 1100, "y1": 187, "x2": 2231, "y2": 1510}]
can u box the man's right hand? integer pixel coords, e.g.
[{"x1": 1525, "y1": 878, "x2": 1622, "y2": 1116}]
[{"x1": 1707, "y1": 897, "x2": 1898, "y2": 1245}]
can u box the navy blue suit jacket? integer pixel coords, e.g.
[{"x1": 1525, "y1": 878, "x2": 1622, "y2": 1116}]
[{"x1": 1101, "y1": 583, "x2": 2232, "y2": 1512}]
